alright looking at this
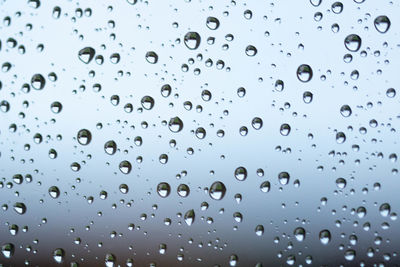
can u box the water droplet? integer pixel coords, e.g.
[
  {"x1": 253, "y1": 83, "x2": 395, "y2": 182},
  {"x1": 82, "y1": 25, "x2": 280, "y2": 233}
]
[
  {"x1": 278, "y1": 171, "x2": 290, "y2": 185},
  {"x1": 260, "y1": 181, "x2": 271, "y2": 193},
  {"x1": 177, "y1": 184, "x2": 190, "y2": 197},
  {"x1": 297, "y1": 64, "x2": 313, "y2": 82},
  {"x1": 77, "y1": 129, "x2": 92, "y2": 145},
  {"x1": 251, "y1": 117, "x2": 263, "y2": 130},
  {"x1": 48, "y1": 186, "x2": 60, "y2": 199},
  {"x1": 13, "y1": 202, "x2": 26, "y2": 214},
  {"x1": 1, "y1": 243, "x2": 14, "y2": 258},
  {"x1": 255, "y1": 225, "x2": 264, "y2": 236},
  {"x1": 336, "y1": 132, "x2": 346, "y2": 144},
  {"x1": 331, "y1": 2, "x2": 343, "y2": 14},
  {"x1": 50, "y1": 101, "x2": 62, "y2": 114},
  {"x1": 379, "y1": 203, "x2": 391, "y2": 217},
  {"x1": 145, "y1": 51, "x2": 158, "y2": 64},
  {"x1": 344, "y1": 249, "x2": 356, "y2": 261},
  {"x1": 105, "y1": 253, "x2": 116, "y2": 267},
  {"x1": 229, "y1": 254, "x2": 238, "y2": 266},
  {"x1": 184, "y1": 32, "x2": 201, "y2": 50},
  {"x1": 104, "y1": 140, "x2": 117, "y2": 155},
  {"x1": 157, "y1": 182, "x2": 171, "y2": 198},
  {"x1": 344, "y1": 34, "x2": 362, "y2": 52},
  {"x1": 184, "y1": 209, "x2": 195, "y2": 226},
  {"x1": 206, "y1": 17, "x2": 220, "y2": 30},
  {"x1": 234, "y1": 167, "x2": 247, "y2": 181},
  {"x1": 168, "y1": 117, "x2": 184, "y2": 133},
  {"x1": 374, "y1": 16, "x2": 390, "y2": 33},
  {"x1": 336, "y1": 177, "x2": 347, "y2": 189},
  {"x1": 280, "y1": 123, "x2": 291, "y2": 136},
  {"x1": 340, "y1": 105, "x2": 352, "y2": 117},
  {"x1": 52, "y1": 248, "x2": 65, "y2": 263},
  {"x1": 294, "y1": 227, "x2": 306, "y2": 242},
  {"x1": 303, "y1": 91, "x2": 313, "y2": 103},
  {"x1": 209, "y1": 181, "x2": 226, "y2": 200},
  {"x1": 141, "y1": 96, "x2": 155, "y2": 110},
  {"x1": 319, "y1": 229, "x2": 331, "y2": 245},
  {"x1": 78, "y1": 47, "x2": 95, "y2": 64},
  {"x1": 245, "y1": 45, "x2": 257, "y2": 56},
  {"x1": 31, "y1": 74, "x2": 46, "y2": 90},
  {"x1": 119, "y1": 161, "x2": 132, "y2": 174}
]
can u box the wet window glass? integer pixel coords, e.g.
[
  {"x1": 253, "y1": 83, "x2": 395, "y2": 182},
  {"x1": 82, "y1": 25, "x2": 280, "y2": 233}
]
[{"x1": 0, "y1": 0, "x2": 399, "y2": 266}]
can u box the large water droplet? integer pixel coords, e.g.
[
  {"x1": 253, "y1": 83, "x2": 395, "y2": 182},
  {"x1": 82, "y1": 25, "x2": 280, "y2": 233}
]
[
  {"x1": 280, "y1": 123, "x2": 291, "y2": 136},
  {"x1": 13, "y1": 202, "x2": 26, "y2": 214},
  {"x1": 184, "y1": 32, "x2": 201, "y2": 50},
  {"x1": 78, "y1": 47, "x2": 95, "y2": 64},
  {"x1": 374, "y1": 16, "x2": 390, "y2": 33},
  {"x1": 184, "y1": 209, "x2": 195, "y2": 226},
  {"x1": 48, "y1": 186, "x2": 60, "y2": 199},
  {"x1": 234, "y1": 167, "x2": 247, "y2": 181},
  {"x1": 1, "y1": 243, "x2": 14, "y2": 258},
  {"x1": 319, "y1": 230, "x2": 331, "y2": 245},
  {"x1": 168, "y1": 117, "x2": 183, "y2": 133},
  {"x1": 157, "y1": 182, "x2": 171, "y2": 198},
  {"x1": 104, "y1": 140, "x2": 117, "y2": 155},
  {"x1": 245, "y1": 45, "x2": 257, "y2": 56},
  {"x1": 340, "y1": 105, "x2": 352, "y2": 117},
  {"x1": 141, "y1": 96, "x2": 155, "y2": 110},
  {"x1": 294, "y1": 227, "x2": 306, "y2": 242},
  {"x1": 105, "y1": 253, "x2": 116, "y2": 267},
  {"x1": 379, "y1": 203, "x2": 391, "y2": 217},
  {"x1": 77, "y1": 129, "x2": 92, "y2": 145},
  {"x1": 209, "y1": 181, "x2": 226, "y2": 200},
  {"x1": 206, "y1": 17, "x2": 220, "y2": 30},
  {"x1": 296, "y1": 64, "x2": 313, "y2": 82},
  {"x1": 52, "y1": 248, "x2": 65, "y2": 263},
  {"x1": 119, "y1": 160, "x2": 132, "y2": 174},
  {"x1": 145, "y1": 51, "x2": 158, "y2": 64},
  {"x1": 278, "y1": 171, "x2": 290, "y2": 185},
  {"x1": 31, "y1": 74, "x2": 46, "y2": 90},
  {"x1": 344, "y1": 34, "x2": 361, "y2": 52}
]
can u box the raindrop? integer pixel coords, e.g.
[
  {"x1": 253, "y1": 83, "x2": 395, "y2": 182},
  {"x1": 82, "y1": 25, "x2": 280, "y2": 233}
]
[
  {"x1": 209, "y1": 181, "x2": 226, "y2": 200},
  {"x1": 141, "y1": 96, "x2": 155, "y2": 110},
  {"x1": 374, "y1": 16, "x2": 391, "y2": 33},
  {"x1": 245, "y1": 45, "x2": 257, "y2": 56},
  {"x1": 297, "y1": 64, "x2": 313, "y2": 82},
  {"x1": 119, "y1": 160, "x2": 132, "y2": 174},
  {"x1": 319, "y1": 229, "x2": 331, "y2": 245},
  {"x1": 340, "y1": 105, "x2": 352, "y2": 117},
  {"x1": 157, "y1": 182, "x2": 171, "y2": 198},
  {"x1": 104, "y1": 140, "x2": 117, "y2": 155},
  {"x1": 48, "y1": 186, "x2": 60, "y2": 199},
  {"x1": 184, "y1": 209, "x2": 195, "y2": 226},
  {"x1": 1, "y1": 243, "x2": 14, "y2": 258},
  {"x1": 145, "y1": 51, "x2": 158, "y2": 64},
  {"x1": 294, "y1": 227, "x2": 306, "y2": 242},
  {"x1": 278, "y1": 172, "x2": 290, "y2": 185},
  {"x1": 206, "y1": 17, "x2": 220, "y2": 30},
  {"x1": 78, "y1": 47, "x2": 95, "y2": 64},
  {"x1": 280, "y1": 123, "x2": 291, "y2": 136},
  {"x1": 234, "y1": 167, "x2": 247, "y2": 181},
  {"x1": 13, "y1": 202, "x2": 26, "y2": 215},
  {"x1": 52, "y1": 248, "x2": 65, "y2": 263},
  {"x1": 344, "y1": 34, "x2": 362, "y2": 52},
  {"x1": 184, "y1": 32, "x2": 201, "y2": 50},
  {"x1": 31, "y1": 74, "x2": 46, "y2": 90},
  {"x1": 77, "y1": 129, "x2": 92, "y2": 145},
  {"x1": 168, "y1": 117, "x2": 184, "y2": 133}
]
